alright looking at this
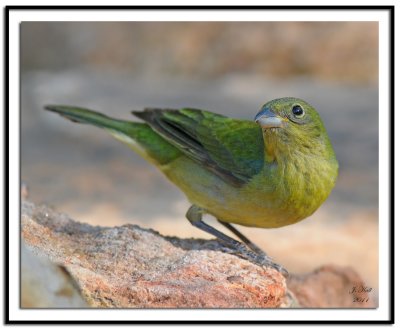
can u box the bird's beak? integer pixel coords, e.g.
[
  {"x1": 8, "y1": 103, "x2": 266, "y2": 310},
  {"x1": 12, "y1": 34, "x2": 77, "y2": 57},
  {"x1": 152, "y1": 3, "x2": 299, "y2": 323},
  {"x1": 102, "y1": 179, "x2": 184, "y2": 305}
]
[{"x1": 254, "y1": 107, "x2": 284, "y2": 128}]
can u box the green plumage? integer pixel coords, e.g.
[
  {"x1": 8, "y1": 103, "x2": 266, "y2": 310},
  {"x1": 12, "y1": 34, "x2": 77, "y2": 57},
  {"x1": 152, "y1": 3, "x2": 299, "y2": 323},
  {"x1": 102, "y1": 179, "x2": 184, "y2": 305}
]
[
  {"x1": 44, "y1": 98, "x2": 338, "y2": 229},
  {"x1": 133, "y1": 108, "x2": 264, "y2": 186}
]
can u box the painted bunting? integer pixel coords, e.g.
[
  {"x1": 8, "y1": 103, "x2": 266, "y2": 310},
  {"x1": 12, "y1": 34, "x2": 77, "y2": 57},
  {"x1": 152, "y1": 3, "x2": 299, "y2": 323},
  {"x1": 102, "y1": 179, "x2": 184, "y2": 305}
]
[{"x1": 45, "y1": 97, "x2": 338, "y2": 274}]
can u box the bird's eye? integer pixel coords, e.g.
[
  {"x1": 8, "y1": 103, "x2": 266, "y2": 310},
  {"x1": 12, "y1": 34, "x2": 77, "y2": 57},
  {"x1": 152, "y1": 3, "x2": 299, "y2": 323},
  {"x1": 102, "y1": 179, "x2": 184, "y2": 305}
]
[{"x1": 292, "y1": 105, "x2": 305, "y2": 118}]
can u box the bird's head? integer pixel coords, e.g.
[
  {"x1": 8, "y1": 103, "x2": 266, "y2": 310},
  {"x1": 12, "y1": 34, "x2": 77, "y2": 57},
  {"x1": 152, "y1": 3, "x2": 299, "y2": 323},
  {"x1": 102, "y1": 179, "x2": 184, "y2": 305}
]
[{"x1": 254, "y1": 97, "x2": 335, "y2": 160}]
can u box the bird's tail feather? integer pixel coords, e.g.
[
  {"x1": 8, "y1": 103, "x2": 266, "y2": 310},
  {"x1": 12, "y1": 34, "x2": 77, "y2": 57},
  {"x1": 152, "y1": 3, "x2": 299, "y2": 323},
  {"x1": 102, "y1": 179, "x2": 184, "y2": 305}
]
[
  {"x1": 44, "y1": 105, "x2": 125, "y2": 130},
  {"x1": 44, "y1": 105, "x2": 181, "y2": 165}
]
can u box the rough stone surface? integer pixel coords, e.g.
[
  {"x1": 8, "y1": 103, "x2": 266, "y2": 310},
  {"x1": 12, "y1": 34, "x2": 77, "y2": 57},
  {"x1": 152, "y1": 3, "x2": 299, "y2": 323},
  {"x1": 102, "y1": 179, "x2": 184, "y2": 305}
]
[
  {"x1": 287, "y1": 265, "x2": 376, "y2": 308},
  {"x1": 21, "y1": 200, "x2": 376, "y2": 308},
  {"x1": 21, "y1": 242, "x2": 87, "y2": 308},
  {"x1": 21, "y1": 201, "x2": 289, "y2": 308}
]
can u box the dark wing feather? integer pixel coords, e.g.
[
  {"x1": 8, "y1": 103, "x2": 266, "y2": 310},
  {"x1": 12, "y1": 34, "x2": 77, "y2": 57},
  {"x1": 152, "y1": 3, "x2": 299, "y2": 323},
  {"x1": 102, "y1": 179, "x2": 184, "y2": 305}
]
[{"x1": 132, "y1": 108, "x2": 264, "y2": 187}]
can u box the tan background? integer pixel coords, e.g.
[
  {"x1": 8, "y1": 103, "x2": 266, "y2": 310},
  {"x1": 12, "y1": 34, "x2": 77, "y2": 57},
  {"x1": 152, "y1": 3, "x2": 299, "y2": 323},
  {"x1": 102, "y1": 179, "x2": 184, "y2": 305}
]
[{"x1": 21, "y1": 22, "x2": 379, "y2": 296}]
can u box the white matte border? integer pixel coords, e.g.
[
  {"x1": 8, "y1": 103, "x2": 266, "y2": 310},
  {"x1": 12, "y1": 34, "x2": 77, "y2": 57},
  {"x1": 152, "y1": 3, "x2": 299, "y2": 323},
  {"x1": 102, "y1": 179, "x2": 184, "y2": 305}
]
[{"x1": 7, "y1": 6, "x2": 392, "y2": 323}]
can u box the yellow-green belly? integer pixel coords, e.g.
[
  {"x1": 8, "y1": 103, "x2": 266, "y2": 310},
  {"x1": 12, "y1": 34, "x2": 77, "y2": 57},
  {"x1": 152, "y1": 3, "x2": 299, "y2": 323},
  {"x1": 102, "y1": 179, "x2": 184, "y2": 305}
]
[{"x1": 160, "y1": 156, "x2": 325, "y2": 228}]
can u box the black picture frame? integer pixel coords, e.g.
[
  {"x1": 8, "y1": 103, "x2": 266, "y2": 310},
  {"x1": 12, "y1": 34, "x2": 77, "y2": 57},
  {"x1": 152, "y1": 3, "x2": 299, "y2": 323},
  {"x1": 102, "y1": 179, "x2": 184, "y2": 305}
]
[{"x1": 5, "y1": 5, "x2": 395, "y2": 325}]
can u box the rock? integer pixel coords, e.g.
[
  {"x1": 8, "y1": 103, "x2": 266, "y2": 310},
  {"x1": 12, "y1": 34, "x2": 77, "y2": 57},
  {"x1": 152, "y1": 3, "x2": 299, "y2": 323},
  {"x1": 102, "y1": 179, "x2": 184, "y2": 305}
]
[
  {"x1": 21, "y1": 242, "x2": 86, "y2": 308},
  {"x1": 21, "y1": 200, "x2": 375, "y2": 308},
  {"x1": 21, "y1": 201, "x2": 288, "y2": 308},
  {"x1": 287, "y1": 265, "x2": 376, "y2": 308}
]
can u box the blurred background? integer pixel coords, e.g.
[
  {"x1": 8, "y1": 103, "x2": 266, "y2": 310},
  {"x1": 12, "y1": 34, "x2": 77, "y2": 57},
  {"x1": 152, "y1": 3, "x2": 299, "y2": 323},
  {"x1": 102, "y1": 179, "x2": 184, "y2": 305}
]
[{"x1": 21, "y1": 22, "x2": 378, "y2": 294}]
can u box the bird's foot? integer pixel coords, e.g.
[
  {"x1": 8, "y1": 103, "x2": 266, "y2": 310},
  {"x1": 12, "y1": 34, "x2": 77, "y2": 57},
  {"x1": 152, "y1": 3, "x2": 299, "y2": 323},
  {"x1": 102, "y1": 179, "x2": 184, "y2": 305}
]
[
  {"x1": 185, "y1": 207, "x2": 289, "y2": 277},
  {"x1": 222, "y1": 243, "x2": 289, "y2": 277}
]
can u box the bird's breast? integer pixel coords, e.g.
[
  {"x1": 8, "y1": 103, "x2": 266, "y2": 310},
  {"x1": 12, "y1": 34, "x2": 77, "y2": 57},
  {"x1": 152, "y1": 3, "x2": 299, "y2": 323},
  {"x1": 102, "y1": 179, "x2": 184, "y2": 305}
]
[{"x1": 161, "y1": 154, "x2": 338, "y2": 229}]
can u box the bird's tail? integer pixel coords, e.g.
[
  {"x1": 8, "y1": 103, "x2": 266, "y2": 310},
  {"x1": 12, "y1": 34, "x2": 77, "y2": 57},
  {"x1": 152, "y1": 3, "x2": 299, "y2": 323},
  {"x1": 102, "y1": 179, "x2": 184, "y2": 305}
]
[
  {"x1": 44, "y1": 105, "x2": 127, "y2": 130},
  {"x1": 44, "y1": 105, "x2": 180, "y2": 165}
]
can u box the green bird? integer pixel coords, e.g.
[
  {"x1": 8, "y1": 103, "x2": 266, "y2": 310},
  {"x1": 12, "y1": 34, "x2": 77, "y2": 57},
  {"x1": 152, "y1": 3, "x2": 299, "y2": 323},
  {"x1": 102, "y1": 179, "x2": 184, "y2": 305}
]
[{"x1": 44, "y1": 97, "x2": 338, "y2": 275}]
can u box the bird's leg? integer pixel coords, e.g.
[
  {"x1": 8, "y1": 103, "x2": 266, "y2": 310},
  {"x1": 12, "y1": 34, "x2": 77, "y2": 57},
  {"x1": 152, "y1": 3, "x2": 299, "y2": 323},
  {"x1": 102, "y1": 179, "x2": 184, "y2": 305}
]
[
  {"x1": 186, "y1": 205, "x2": 288, "y2": 276},
  {"x1": 217, "y1": 220, "x2": 265, "y2": 255}
]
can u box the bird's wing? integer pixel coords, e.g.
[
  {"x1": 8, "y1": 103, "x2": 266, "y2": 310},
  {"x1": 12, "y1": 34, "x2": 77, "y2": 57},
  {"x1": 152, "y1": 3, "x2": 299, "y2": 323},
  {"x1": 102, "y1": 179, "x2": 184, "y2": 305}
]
[{"x1": 132, "y1": 108, "x2": 265, "y2": 187}]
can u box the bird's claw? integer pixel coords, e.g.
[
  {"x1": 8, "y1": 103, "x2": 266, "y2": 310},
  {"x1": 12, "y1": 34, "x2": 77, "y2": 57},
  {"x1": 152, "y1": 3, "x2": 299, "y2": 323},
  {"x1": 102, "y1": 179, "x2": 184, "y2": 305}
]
[
  {"x1": 255, "y1": 253, "x2": 289, "y2": 277},
  {"x1": 223, "y1": 244, "x2": 289, "y2": 277}
]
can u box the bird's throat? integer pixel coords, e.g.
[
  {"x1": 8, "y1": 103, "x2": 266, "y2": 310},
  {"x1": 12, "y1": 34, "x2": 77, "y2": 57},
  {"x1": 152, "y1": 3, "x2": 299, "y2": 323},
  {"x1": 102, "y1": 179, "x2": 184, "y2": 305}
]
[{"x1": 263, "y1": 130, "x2": 281, "y2": 163}]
